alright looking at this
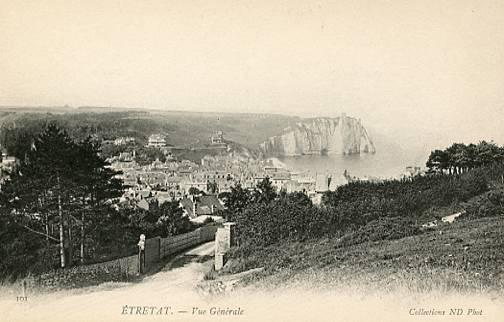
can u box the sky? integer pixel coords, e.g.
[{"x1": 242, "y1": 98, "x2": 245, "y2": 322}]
[{"x1": 1, "y1": 0, "x2": 503, "y2": 147}]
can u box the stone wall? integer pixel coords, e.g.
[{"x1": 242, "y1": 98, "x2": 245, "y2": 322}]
[{"x1": 32, "y1": 254, "x2": 139, "y2": 290}]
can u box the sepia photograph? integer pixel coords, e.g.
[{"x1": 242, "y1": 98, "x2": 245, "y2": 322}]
[{"x1": 0, "y1": 1, "x2": 503, "y2": 321}]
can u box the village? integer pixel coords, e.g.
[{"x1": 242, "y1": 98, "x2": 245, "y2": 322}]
[
  {"x1": 107, "y1": 130, "x2": 419, "y2": 220},
  {"x1": 0, "y1": 129, "x2": 425, "y2": 226},
  {"x1": 106, "y1": 131, "x2": 327, "y2": 222}
]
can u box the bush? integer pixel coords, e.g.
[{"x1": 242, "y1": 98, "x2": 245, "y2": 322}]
[
  {"x1": 462, "y1": 189, "x2": 504, "y2": 219},
  {"x1": 233, "y1": 165, "x2": 501, "y2": 250}
]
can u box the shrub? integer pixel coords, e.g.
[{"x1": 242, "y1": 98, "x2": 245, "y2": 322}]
[
  {"x1": 462, "y1": 189, "x2": 504, "y2": 219},
  {"x1": 233, "y1": 165, "x2": 500, "y2": 250}
]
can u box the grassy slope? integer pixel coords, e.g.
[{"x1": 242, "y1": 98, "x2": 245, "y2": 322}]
[{"x1": 228, "y1": 216, "x2": 504, "y2": 296}]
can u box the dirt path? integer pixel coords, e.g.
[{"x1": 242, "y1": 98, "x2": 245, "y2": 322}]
[
  {"x1": 1, "y1": 242, "x2": 216, "y2": 322},
  {"x1": 3, "y1": 240, "x2": 503, "y2": 322}
]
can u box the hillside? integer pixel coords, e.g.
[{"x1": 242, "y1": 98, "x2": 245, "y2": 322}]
[
  {"x1": 224, "y1": 215, "x2": 504, "y2": 295},
  {"x1": 0, "y1": 107, "x2": 301, "y2": 155},
  {"x1": 212, "y1": 159, "x2": 504, "y2": 297},
  {"x1": 0, "y1": 107, "x2": 380, "y2": 159}
]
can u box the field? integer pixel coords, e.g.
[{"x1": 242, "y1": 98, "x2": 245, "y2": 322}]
[{"x1": 224, "y1": 215, "x2": 504, "y2": 297}]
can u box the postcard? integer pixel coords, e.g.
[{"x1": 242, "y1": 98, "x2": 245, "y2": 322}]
[{"x1": 0, "y1": 1, "x2": 503, "y2": 321}]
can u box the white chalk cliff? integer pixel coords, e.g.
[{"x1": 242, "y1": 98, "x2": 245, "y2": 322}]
[{"x1": 259, "y1": 114, "x2": 376, "y2": 156}]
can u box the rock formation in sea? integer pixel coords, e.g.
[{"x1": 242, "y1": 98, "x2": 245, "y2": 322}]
[{"x1": 259, "y1": 113, "x2": 376, "y2": 156}]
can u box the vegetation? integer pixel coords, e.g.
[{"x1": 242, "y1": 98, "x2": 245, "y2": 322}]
[
  {"x1": 1, "y1": 115, "x2": 504, "y2": 293},
  {"x1": 426, "y1": 141, "x2": 504, "y2": 174},
  {"x1": 222, "y1": 141, "x2": 504, "y2": 293},
  {"x1": 0, "y1": 124, "x2": 196, "y2": 280},
  {"x1": 127, "y1": 200, "x2": 195, "y2": 240},
  {"x1": 225, "y1": 166, "x2": 497, "y2": 249},
  {"x1": 188, "y1": 187, "x2": 203, "y2": 196},
  {"x1": 225, "y1": 216, "x2": 504, "y2": 295},
  {"x1": 0, "y1": 124, "x2": 124, "y2": 273},
  {"x1": 461, "y1": 188, "x2": 504, "y2": 220},
  {"x1": 0, "y1": 109, "x2": 299, "y2": 157}
]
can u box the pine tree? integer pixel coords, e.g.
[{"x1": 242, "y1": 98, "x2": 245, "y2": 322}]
[
  {"x1": 254, "y1": 177, "x2": 277, "y2": 204},
  {"x1": 1, "y1": 124, "x2": 78, "y2": 267},
  {"x1": 72, "y1": 137, "x2": 123, "y2": 263},
  {"x1": 0, "y1": 124, "x2": 124, "y2": 271}
]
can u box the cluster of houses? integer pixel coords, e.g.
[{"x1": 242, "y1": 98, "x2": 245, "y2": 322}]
[
  {"x1": 0, "y1": 131, "x2": 359, "y2": 225},
  {"x1": 109, "y1": 140, "x2": 356, "y2": 222}
]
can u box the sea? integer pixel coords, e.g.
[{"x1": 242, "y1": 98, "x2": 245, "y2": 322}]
[{"x1": 274, "y1": 144, "x2": 431, "y2": 180}]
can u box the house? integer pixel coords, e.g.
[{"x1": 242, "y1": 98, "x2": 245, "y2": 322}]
[
  {"x1": 315, "y1": 173, "x2": 348, "y2": 192},
  {"x1": 1, "y1": 152, "x2": 16, "y2": 167},
  {"x1": 138, "y1": 171, "x2": 166, "y2": 186},
  {"x1": 328, "y1": 173, "x2": 348, "y2": 190},
  {"x1": 0, "y1": 152, "x2": 17, "y2": 187},
  {"x1": 147, "y1": 134, "x2": 167, "y2": 148},
  {"x1": 211, "y1": 131, "x2": 224, "y2": 145},
  {"x1": 153, "y1": 191, "x2": 172, "y2": 205},
  {"x1": 137, "y1": 189, "x2": 152, "y2": 199},
  {"x1": 114, "y1": 137, "x2": 136, "y2": 146},
  {"x1": 179, "y1": 195, "x2": 225, "y2": 219},
  {"x1": 118, "y1": 152, "x2": 134, "y2": 161},
  {"x1": 165, "y1": 176, "x2": 182, "y2": 189},
  {"x1": 119, "y1": 170, "x2": 138, "y2": 187},
  {"x1": 315, "y1": 174, "x2": 332, "y2": 192}
]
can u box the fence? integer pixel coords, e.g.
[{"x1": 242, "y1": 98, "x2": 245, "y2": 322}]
[
  {"x1": 29, "y1": 225, "x2": 218, "y2": 290},
  {"x1": 143, "y1": 225, "x2": 218, "y2": 271}
]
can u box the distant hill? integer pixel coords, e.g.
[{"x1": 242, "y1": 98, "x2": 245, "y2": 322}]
[
  {"x1": 0, "y1": 106, "x2": 301, "y2": 157},
  {"x1": 0, "y1": 107, "x2": 378, "y2": 160}
]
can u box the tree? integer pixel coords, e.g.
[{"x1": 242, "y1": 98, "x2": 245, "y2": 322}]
[
  {"x1": 426, "y1": 149, "x2": 449, "y2": 174},
  {"x1": 0, "y1": 124, "x2": 124, "y2": 271},
  {"x1": 446, "y1": 143, "x2": 467, "y2": 174},
  {"x1": 464, "y1": 143, "x2": 478, "y2": 171},
  {"x1": 72, "y1": 137, "x2": 123, "y2": 263},
  {"x1": 1, "y1": 124, "x2": 79, "y2": 268},
  {"x1": 253, "y1": 177, "x2": 277, "y2": 204},
  {"x1": 207, "y1": 181, "x2": 218, "y2": 194},
  {"x1": 475, "y1": 141, "x2": 502, "y2": 167},
  {"x1": 427, "y1": 141, "x2": 504, "y2": 175},
  {"x1": 156, "y1": 201, "x2": 193, "y2": 237},
  {"x1": 0, "y1": 205, "x2": 57, "y2": 279},
  {"x1": 188, "y1": 187, "x2": 202, "y2": 195},
  {"x1": 223, "y1": 184, "x2": 251, "y2": 221}
]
